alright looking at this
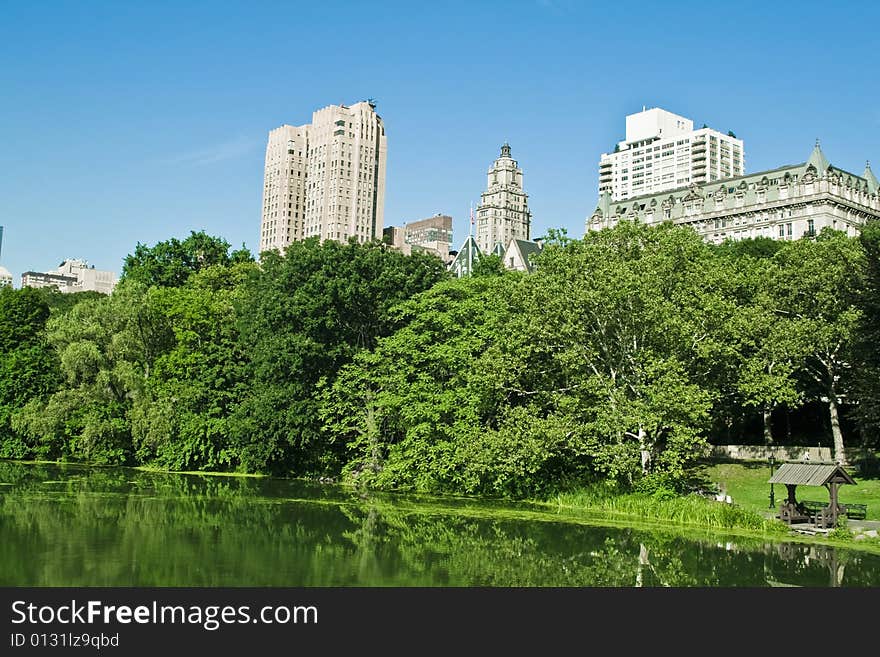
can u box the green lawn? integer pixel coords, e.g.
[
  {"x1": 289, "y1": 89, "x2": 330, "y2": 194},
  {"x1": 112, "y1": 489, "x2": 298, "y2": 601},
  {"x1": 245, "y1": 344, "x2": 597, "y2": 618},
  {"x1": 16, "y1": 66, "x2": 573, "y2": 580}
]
[{"x1": 700, "y1": 460, "x2": 880, "y2": 522}]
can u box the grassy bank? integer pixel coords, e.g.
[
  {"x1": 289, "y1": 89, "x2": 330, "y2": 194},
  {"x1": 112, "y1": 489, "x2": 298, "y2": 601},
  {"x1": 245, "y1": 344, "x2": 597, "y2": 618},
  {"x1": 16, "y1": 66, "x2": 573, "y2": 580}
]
[
  {"x1": 8, "y1": 457, "x2": 880, "y2": 553},
  {"x1": 2, "y1": 459, "x2": 267, "y2": 478},
  {"x1": 543, "y1": 485, "x2": 789, "y2": 534},
  {"x1": 701, "y1": 460, "x2": 880, "y2": 522},
  {"x1": 538, "y1": 474, "x2": 880, "y2": 555}
]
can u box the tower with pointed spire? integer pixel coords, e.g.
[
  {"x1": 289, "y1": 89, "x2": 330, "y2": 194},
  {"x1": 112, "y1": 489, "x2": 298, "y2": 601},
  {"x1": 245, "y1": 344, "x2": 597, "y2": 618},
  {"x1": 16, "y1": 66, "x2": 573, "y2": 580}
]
[
  {"x1": 806, "y1": 139, "x2": 830, "y2": 174},
  {"x1": 863, "y1": 161, "x2": 879, "y2": 195},
  {"x1": 474, "y1": 143, "x2": 531, "y2": 254}
]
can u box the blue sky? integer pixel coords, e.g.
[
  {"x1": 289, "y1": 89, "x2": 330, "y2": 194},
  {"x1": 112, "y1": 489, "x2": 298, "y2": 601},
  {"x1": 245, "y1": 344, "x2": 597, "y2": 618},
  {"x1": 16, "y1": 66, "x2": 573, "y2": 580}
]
[{"x1": 1, "y1": 0, "x2": 878, "y2": 282}]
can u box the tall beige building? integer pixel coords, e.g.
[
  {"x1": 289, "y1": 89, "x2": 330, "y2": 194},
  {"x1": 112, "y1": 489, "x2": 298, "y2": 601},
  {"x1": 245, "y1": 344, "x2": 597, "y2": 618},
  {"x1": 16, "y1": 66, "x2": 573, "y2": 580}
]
[
  {"x1": 474, "y1": 143, "x2": 531, "y2": 254},
  {"x1": 260, "y1": 101, "x2": 387, "y2": 254}
]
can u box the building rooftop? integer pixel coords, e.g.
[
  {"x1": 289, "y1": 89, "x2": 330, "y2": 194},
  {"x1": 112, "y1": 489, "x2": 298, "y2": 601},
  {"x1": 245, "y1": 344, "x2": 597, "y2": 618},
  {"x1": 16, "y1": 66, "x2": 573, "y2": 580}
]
[{"x1": 593, "y1": 142, "x2": 869, "y2": 214}]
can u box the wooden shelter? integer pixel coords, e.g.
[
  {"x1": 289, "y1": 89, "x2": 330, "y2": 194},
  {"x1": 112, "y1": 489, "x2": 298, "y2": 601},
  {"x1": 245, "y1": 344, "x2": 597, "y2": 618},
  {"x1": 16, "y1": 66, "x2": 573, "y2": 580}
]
[{"x1": 769, "y1": 462, "x2": 856, "y2": 529}]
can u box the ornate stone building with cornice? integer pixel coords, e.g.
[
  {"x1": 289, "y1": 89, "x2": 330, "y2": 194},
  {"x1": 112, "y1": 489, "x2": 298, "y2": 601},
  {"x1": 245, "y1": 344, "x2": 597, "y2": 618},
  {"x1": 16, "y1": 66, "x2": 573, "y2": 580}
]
[
  {"x1": 587, "y1": 142, "x2": 880, "y2": 243},
  {"x1": 475, "y1": 143, "x2": 532, "y2": 254}
]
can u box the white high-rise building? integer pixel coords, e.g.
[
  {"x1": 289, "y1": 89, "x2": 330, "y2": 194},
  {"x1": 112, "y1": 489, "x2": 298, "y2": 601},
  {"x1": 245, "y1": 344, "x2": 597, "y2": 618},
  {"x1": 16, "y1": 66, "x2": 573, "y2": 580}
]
[
  {"x1": 260, "y1": 100, "x2": 387, "y2": 254},
  {"x1": 588, "y1": 142, "x2": 880, "y2": 245},
  {"x1": 598, "y1": 107, "x2": 745, "y2": 201},
  {"x1": 475, "y1": 143, "x2": 531, "y2": 254}
]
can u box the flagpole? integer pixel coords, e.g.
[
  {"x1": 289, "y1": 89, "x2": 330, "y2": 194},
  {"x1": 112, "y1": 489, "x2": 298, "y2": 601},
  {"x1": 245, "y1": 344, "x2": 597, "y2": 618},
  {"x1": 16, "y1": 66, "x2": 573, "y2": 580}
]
[{"x1": 469, "y1": 202, "x2": 474, "y2": 274}]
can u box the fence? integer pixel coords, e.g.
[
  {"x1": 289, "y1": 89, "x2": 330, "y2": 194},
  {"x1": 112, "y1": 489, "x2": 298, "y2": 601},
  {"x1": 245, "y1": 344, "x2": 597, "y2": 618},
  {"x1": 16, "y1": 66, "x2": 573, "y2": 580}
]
[{"x1": 707, "y1": 445, "x2": 863, "y2": 462}]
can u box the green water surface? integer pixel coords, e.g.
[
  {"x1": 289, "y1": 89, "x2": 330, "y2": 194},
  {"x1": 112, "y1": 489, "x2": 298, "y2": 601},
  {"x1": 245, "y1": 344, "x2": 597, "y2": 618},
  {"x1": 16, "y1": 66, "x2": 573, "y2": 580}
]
[{"x1": 1, "y1": 461, "x2": 877, "y2": 587}]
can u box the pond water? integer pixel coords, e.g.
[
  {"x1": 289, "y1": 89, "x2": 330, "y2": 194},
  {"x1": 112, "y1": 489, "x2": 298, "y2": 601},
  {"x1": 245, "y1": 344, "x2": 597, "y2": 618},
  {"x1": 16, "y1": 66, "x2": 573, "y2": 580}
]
[{"x1": 1, "y1": 461, "x2": 878, "y2": 587}]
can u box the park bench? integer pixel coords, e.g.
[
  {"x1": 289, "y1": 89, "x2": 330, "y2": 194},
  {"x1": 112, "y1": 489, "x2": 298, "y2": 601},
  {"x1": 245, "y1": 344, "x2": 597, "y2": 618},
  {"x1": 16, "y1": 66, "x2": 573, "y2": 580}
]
[
  {"x1": 842, "y1": 503, "x2": 867, "y2": 520},
  {"x1": 778, "y1": 501, "x2": 811, "y2": 524},
  {"x1": 800, "y1": 500, "x2": 867, "y2": 521}
]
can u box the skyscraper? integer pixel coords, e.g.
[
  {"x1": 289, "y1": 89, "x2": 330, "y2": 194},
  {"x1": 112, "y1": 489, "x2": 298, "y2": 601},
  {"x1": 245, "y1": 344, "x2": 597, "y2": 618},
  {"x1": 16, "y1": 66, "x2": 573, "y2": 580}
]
[
  {"x1": 474, "y1": 143, "x2": 531, "y2": 254},
  {"x1": 598, "y1": 107, "x2": 745, "y2": 201},
  {"x1": 260, "y1": 100, "x2": 387, "y2": 254}
]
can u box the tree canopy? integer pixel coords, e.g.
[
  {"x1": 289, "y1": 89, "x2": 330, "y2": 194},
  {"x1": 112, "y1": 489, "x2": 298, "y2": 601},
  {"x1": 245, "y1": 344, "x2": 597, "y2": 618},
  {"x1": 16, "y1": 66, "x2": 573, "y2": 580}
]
[
  {"x1": 121, "y1": 231, "x2": 253, "y2": 288},
  {"x1": 2, "y1": 224, "x2": 875, "y2": 495}
]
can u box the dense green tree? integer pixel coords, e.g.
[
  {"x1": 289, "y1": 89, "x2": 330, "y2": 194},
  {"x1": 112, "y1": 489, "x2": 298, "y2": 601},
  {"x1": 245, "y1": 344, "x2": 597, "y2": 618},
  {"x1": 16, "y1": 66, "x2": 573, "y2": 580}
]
[
  {"x1": 233, "y1": 238, "x2": 447, "y2": 476},
  {"x1": 0, "y1": 286, "x2": 50, "y2": 352},
  {"x1": 471, "y1": 253, "x2": 506, "y2": 277},
  {"x1": 327, "y1": 223, "x2": 747, "y2": 496},
  {"x1": 851, "y1": 221, "x2": 880, "y2": 452},
  {"x1": 121, "y1": 231, "x2": 253, "y2": 288},
  {"x1": 714, "y1": 236, "x2": 783, "y2": 260},
  {"x1": 4, "y1": 222, "x2": 872, "y2": 497},
  {"x1": 37, "y1": 289, "x2": 107, "y2": 315},
  {"x1": 0, "y1": 287, "x2": 59, "y2": 458},
  {"x1": 769, "y1": 229, "x2": 864, "y2": 463},
  {"x1": 714, "y1": 251, "x2": 800, "y2": 445},
  {"x1": 131, "y1": 262, "x2": 256, "y2": 471},
  {"x1": 515, "y1": 221, "x2": 731, "y2": 486},
  {"x1": 12, "y1": 282, "x2": 171, "y2": 462},
  {"x1": 534, "y1": 227, "x2": 573, "y2": 249},
  {"x1": 324, "y1": 274, "x2": 533, "y2": 494}
]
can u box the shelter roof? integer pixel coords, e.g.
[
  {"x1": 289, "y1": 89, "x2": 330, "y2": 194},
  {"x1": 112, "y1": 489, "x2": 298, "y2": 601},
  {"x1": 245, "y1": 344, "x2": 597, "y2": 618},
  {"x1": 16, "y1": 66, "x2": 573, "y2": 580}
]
[{"x1": 768, "y1": 462, "x2": 856, "y2": 486}]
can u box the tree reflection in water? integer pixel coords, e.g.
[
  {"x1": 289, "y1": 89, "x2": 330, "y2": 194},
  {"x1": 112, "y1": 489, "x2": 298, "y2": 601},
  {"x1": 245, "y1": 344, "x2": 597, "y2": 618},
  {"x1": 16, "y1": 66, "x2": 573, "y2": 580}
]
[{"x1": 1, "y1": 462, "x2": 877, "y2": 587}]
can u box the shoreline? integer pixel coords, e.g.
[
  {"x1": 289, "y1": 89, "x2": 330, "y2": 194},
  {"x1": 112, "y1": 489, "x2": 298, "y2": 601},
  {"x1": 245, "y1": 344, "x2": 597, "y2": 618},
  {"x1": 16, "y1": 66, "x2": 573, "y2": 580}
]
[{"x1": 4, "y1": 457, "x2": 880, "y2": 556}]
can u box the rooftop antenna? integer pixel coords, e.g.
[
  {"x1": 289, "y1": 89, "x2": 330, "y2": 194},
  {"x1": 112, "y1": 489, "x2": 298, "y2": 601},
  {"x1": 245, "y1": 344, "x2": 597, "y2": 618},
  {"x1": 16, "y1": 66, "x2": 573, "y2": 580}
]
[{"x1": 468, "y1": 202, "x2": 474, "y2": 274}]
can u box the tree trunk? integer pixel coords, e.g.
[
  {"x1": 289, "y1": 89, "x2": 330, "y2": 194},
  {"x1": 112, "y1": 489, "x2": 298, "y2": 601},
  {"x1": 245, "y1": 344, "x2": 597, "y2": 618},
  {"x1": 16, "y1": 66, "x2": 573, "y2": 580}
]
[
  {"x1": 828, "y1": 393, "x2": 847, "y2": 465},
  {"x1": 363, "y1": 397, "x2": 383, "y2": 477},
  {"x1": 636, "y1": 543, "x2": 649, "y2": 588},
  {"x1": 763, "y1": 407, "x2": 773, "y2": 446},
  {"x1": 638, "y1": 426, "x2": 650, "y2": 474},
  {"x1": 835, "y1": 563, "x2": 845, "y2": 588}
]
